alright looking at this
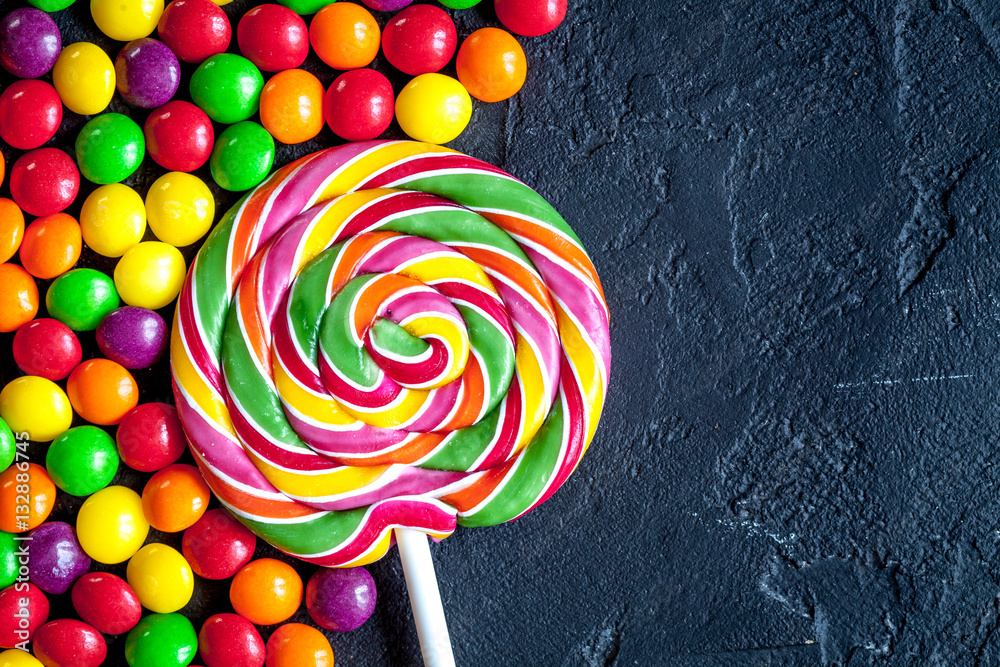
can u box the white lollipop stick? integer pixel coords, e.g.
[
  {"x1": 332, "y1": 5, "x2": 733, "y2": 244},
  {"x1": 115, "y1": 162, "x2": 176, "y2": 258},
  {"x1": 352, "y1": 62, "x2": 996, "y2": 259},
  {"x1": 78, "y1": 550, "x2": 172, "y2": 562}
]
[{"x1": 396, "y1": 528, "x2": 457, "y2": 667}]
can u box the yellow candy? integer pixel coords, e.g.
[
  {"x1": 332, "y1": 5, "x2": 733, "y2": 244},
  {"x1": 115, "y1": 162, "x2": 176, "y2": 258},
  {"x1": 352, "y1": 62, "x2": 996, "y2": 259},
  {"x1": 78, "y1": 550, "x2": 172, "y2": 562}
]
[
  {"x1": 126, "y1": 544, "x2": 194, "y2": 613},
  {"x1": 0, "y1": 649, "x2": 44, "y2": 667},
  {"x1": 81, "y1": 184, "x2": 146, "y2": 258},
  {"x1": 0, "y1": 377, "x2": 72, "y2": 442},
  {"x1": 145, "y1": 172, "x2": 215, "y2": 247},
  {"x1": 114, "y1": 242, "x2": 186, "y2": 310},
  {"x1": 76, "y1": 486, "x2": 149, "y2": 564},
  {"x1": 52, "y1": 43, "x2": 115, "y2": 116},
  {"x1": 90, "y1": 0, "x2": 164, "y2": 42},
  {"x1": 395, "y1": 73, "x2": 472, "y2": 145}
]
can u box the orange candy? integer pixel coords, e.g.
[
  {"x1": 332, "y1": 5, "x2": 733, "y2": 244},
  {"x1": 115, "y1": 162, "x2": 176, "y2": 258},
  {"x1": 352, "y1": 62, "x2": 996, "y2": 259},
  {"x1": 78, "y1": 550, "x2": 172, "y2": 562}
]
[
  {"x1": 0, "y1": 463, "x2": 57, "y2": 533},
  {"x1": 0, "y1": 264, "x2": 38, "y2": 332},
  {"x1": 456, "y1": 27, "x2": 527, "y2": 103},
  {"x1": 260, "y1": 69, "x2": 325, "y2": 145},
  {"x1": 309, "y1": 3, "x2": 380, "y2": 70},
  {"x1": 66, "y1": 358, "x2": 139, "y2": 426},
  {"x1": 19, "y1": 213, "x2": 83, "y2": 279},
  {"x1": 266, "y1": 623, "x2": 334, "y2": 667},
  {"x1": 141, "y1": 463, "x2": 210, "y2": 532},
  {"x1": 0, "y1": 199, "x2": 24, "y2": 263},
  {"x1": 230, "y1": 558, "x2": 303, "y2": 625}
]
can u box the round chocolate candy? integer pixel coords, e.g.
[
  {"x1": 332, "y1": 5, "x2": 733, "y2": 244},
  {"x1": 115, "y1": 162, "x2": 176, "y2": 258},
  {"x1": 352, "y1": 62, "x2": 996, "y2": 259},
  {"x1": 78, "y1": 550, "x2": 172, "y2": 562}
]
[
  {"x1": 116, "y1": 403, "x2": 187, "y2": 472},
  {"x1": 46, "y1": 268, "x2": 120, "y2": 332},
  {"x1": 0, "y1": 531, "x2": 18, "y2": 590},
  {"x1": 115, "y1": 38, "x2": 181, "y2": 108},
  {"x1": 71, "y1": 572, "x2": 142, "y2": 636},
  {"x1": 189, "y1": 53, "x2": 263, "y2": 124},
  {"x1": 28, "y1": 521, "x2": 91, "y2": 594},
  {"x1": 306, "y1": 566, "x2": 377, "y2": 632},
  {"x1": 182, "y1": 508, "x2": 256, "y2": 580},
  {"x1": 361, "y1": 0, "x2": 412, "y2": 10},
  {"x1": 157, "y1": 0, "x2": 231, "y2": 63},
  {"x1": 76, "y1": 486, "x2": 149, "y2": 565},
  {"x1": 0, "y1": 80, "x2": 62, "y2": 150},
  {"x1": 12, "y1": 318, "x2": 82, "y2": 381},
  {"x1": 209, "y1": 121, "x2": 274, "y2": 191},
  {"x1": 237, "y1": 4, "x2": 308, "y2": 72},
  {"x1": 124, "y1": 613, "x2": 198, "y2": 667},
  {"x1": 33, "y1": 619, "x2": 107, "y2": 667},
  {"x1": 96, "y1": 307, "x2": 168, "y2": 369},
  {"x1": 46, "y1": 426, "x2": 120, "y2": 496},
  {"x1": 0, "y1": 8, "x2": 60, "y2": 78},
  {"x1": 53, "y1": 42, "x2": 116, "y2": 116},
  {"x1": 144, "y1": 101, "x2": 215, "y2": 173},
  {"x1": 0, "y1": 583, "x2": 48, "y2": 648},
  {"x1": 9, "y1": 148, "x2": 79, "y2": 218},
  {"x1": 197, "y1": 614, "x2": 265, "y2": 667},
  {"x1": 382, "y1": 5, "x2": 457, "y2": 76},
  {"x1": 75, "y1": 114, "x2": 145, "y2": 184}
]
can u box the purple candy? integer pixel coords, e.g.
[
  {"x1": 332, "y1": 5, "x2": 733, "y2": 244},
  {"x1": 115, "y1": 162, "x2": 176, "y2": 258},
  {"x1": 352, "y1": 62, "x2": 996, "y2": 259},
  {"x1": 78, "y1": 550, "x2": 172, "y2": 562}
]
[
  {"x1": 306, "y1": 566, "x2": 377, "y2": 632},
  {"x1": 361, "y1": 0, "x2": 414, "y2": 10},
  {"x1": 28, "y1": 522, "x2": 91, "y2": 595},
  {"x1": 0, "y1": 8, "x2": 61, "y2": 79},
  {"x1": 96, "y1": 306, "x2": 168, "y2": 369},
  {"x1": 115, "y1": 38, "x2": 181, "y2": 108}
]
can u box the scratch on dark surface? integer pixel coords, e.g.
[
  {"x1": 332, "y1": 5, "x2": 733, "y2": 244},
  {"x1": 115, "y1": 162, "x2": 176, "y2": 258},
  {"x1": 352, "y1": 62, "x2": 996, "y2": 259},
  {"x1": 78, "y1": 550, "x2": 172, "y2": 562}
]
[
  {"x1": 498, "y1": 94, "x2": 521, "y2": 173},
  {"x1": 833, "y1": 373, "x2": 974, "y2": 389},
  {"x1": 694, "y1": 642, "x2": 818, "y2": 658}
]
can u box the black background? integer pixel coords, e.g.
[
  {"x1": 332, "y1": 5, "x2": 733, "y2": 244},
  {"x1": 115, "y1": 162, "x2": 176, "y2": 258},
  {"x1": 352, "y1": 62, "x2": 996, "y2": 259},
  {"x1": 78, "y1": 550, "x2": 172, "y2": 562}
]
[{"x1": 6, "y1": 0, "x2": 1000, "y2": 665}]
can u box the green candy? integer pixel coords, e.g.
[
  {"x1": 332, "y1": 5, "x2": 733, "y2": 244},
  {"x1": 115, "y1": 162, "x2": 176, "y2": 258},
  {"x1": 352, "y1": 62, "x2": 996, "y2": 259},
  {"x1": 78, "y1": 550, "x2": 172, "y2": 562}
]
[
  {"x1": 190, "y1": 54, "x2": 263, "y2": 124},
  {"x1": 46, "y1": 268, "x2": 120, "y2": 331},
  {"x1": 438, "y1": 0, "x2": 483, "y2": 7},
  {"x1": 47, "y1": 426, "x2": 119, "y2": 496},
  {"x1": 0, "y1": 418, "x2": 15, "y2": 472},
  {"x1": 125, "y1": 614, "x2": 198, "y2": 667},
  {"x1": 26, "y1": 0, "x2": 76, "y2": 10},
  {"x1": 276, "y1": 0, "x2": 329, "y2": 13},
  {"x1": 75, "y1": 113, "x2": 145, "y2": 184},
  {"x1": 210, "y1": 122, "x2": 275, "y2": 192},
  {"x1": 0, "y1": 532, "x2": 17, "y2": 589}
]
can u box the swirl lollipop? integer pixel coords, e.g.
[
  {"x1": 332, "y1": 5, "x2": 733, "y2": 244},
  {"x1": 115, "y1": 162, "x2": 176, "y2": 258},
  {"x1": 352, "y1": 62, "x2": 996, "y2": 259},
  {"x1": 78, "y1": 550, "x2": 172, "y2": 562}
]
[{"x1": 171, "y1": 141, "x2": 610, "y2": 664}]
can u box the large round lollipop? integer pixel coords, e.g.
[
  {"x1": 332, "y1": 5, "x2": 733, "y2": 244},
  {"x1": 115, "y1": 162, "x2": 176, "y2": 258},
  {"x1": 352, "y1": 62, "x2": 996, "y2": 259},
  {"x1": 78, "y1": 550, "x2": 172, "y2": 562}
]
[{"x1": 171, "y1": 141, "x2": 609, "y2": 565}]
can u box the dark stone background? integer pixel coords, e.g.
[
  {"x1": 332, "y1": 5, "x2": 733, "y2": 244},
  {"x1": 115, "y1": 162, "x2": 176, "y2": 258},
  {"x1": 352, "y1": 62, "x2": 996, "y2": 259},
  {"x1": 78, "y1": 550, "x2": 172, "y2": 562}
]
[{"x1": 6, "y1": 0, "x2": 1000, "y2": 664}]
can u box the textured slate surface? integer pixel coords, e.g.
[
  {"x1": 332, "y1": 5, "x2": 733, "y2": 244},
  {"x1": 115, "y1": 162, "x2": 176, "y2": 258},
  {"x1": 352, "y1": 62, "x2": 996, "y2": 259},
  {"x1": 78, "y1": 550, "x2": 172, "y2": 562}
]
[{"x1": 4, "y1": 0, "x2": 1000, "y2": 665}]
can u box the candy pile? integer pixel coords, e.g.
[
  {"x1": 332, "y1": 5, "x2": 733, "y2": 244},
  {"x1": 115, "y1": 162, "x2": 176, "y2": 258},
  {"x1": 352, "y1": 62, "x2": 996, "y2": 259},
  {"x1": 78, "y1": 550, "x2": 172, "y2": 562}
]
[
  {"x1": 2, "y1": 0, "x2": 561, "y2": 199},
  {"x1": 0, "y1": 0, "x2": 576, "y2": 664}
]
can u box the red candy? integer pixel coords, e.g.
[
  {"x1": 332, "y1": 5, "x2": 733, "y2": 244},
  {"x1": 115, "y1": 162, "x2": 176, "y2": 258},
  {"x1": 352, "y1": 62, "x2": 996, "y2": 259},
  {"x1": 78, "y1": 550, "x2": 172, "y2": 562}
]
[
  {"x1": 116, "y1": 402, "x2": 187, "y2": 472},
  {"x1": 182, "y1": 508, "x2": 256, "y2": 580},
  {"x1": 0, "y1": 80, "x2": 62, "y2": 150},
  {"x1": 71, "y1": 572, "x2": 142, "y2": 636},
  {"x1": 12, "y1": 318, "x2": 82, "y2": 381},
  {"x1": 198, "y1": 614, "x2": 265, "y2": 667},
  {"x1": 158, "y1": 0, "x2": 232, "y2": 63},
  {"x1": 324, "y1": 69, "x2": 395, "y2": 142},
  {"x1": 0, "y1": 583, "x2": 49, "y2": 648},
  {"x1": 32, "y1": 619, "x2": 107, "y2": 667},
  {"x1": 144, "y1": 100, "x2": 215, "y2": 173},
  {"x1": 382, "y1": 5, "x2": 457, "y2": 76},
  {"x1": 494, "y1": 0, "x2": 566, "y2": 36},
  {"x1": 237, "y1": 4, "x2": 308, "y2": 72},
  {"x1": 9, "y1": 148, "x2": 79, "y2": 218}
]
